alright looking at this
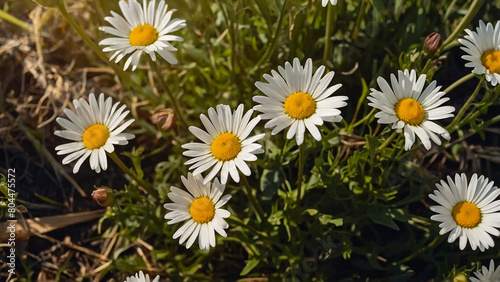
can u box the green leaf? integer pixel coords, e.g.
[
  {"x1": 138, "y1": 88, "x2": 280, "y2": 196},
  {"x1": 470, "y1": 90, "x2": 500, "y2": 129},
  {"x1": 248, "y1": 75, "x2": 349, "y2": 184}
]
[
  {"x1": 260, "y1": 169, "x2": 280, "y2": 200},
  {"x1": 34, "y1": 193, "x2": 63, "y2": 206},
  {"x1": 368, "y1": 205, "x2": 401, "y2": 230},
  {"x1": 319, "y1": 214, "x2": 343, "y2": 226},
  {"x1": 240, "y1": 258, "x2": 260, "y2": 276}
]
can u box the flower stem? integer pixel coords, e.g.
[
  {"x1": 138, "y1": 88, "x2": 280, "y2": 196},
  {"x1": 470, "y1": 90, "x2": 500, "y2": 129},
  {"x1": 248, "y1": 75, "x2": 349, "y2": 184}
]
[
  {"x1": 443, "y1": 73, "x2": 475, "y2": 94},
  {"x1": 149, "y1": 60, "x2": 188, "y2": 129},
  {"x1": 251, "y1": 0, "x2": 288, "y2": 73},
  {"x1": 296, "y1": 144, "x2": 305, "y2": 203},
  {"x1": 394, "y1": 233, "x2": 443, "y2": 265},
  {"x1": 241, "y1": 175, "x2": 265, "y2": 223},
  {"x1": 349, "y1": 108, "x2": 376, "y2": 131},
  {"x1": 322, "y1": 3, "x2": 334, "y2": 62},
  {"x1": 107, "y1": 151, "x2": 159, "y2": 200},
  {"x1": 57, "y1": 0, "x2": 130, "y2": 84},
  {"x1": 0, "y1": 8, "x2": 30, "y2": 31},
  {"x1": 446, "y1": 77, "x2": 484, "y2": 133},
  {"x1": 439, "y1": 0, "x2": 485, "y2": 52},
  {"x1": 377, "y1": 131, "x2": 398, "y2": 151}
]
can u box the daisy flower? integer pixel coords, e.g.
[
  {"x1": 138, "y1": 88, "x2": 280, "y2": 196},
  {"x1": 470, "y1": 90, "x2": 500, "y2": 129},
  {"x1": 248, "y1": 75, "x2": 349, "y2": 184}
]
[
  {"x1": 470, "y1": 260, "x2": 500, "y2": 282},
  {"x1": 429, "y1": 173, "x2": 500, "y2": 252},
  {"x1": 368, "y1": 69, "x2": 455, "y2": 151},
  {"x1": 322, "y1": 0, "x2": 338, "y2": 6},
  {"x1": 125, "y1": 271, "x2": 160, "y2": 282},
  {"x1": 182, "y1": 104, "x2": 265, "y2": 185},
  {"x1": 99, "y1": 0, "x2": 186, "y2": 71},
  {"x1": 164, "y1": 173, "x2": 231, "y2": 252},
  {"x1": 125, "y1": 271, "x2": 159, "y2": 282},
  {"x1": 54, "y1": 93, "x2": 135, "y2": 174},
  {"x1": 253, "y1": 58, "x2": 348, "y2": 146},
  {"x1": 459, "y1": 20, "x2": 500, "y2": 86}
]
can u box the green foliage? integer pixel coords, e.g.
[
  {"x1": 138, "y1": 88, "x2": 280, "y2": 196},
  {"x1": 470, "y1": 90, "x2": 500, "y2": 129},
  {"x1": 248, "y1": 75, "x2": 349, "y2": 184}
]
[{"x1": 5, "y1": 0, "x2": 500, "y2": 280}]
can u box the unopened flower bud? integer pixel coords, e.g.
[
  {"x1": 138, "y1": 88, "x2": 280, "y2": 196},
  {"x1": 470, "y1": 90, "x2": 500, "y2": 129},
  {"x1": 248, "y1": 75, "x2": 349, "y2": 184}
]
[
  {"x1": 91, "y1": 186, "x2": 114, "y2": 207},
  {"x1": 453, "y1": 274, "x2": 466, "y2": 282},
  {"x1": 32, "y1": 0, "x2": 61, "y2": 8},
  {"x1": 152, "y1": 109, "x2": 176, "y2": 130},
  {"x1": 423, "y1": 32, "x2": 442, "y2": 56}
]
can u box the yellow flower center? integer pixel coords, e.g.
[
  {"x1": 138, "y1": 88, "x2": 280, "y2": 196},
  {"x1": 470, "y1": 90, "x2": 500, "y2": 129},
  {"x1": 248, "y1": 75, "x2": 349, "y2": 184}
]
[
  {"x1": 82, "y1": 124, "x2": 110, "y2": 149},
  {"x1": 394, "y1": 98, "x2": 425, "y2": 125},
  {"x1": 481, "y1": 50, "x2": 500, "y2": 74},
  {"x1": 211, "y1": 133, "x2": 241, "y2": 161},
  {"x1": 189, "y1": 197, "x2": 216, "y2": 224},
  {"x1": 452, "y1": 202, "x2": 481, "y2": 228},
  {"x1": 284, "y1": 92, "x2": 316, "y2": 120},
  {"x1": 129, "y1": 24, "x2": 159, "y2": 46}
]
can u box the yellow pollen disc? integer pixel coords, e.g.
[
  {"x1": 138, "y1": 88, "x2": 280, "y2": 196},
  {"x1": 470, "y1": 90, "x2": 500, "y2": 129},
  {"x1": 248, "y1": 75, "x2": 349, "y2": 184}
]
[
  {"x1": 481, "y1": 50, "x2": 500, "y2": 74},
  {"x1": 211, "y1": 133, "x2": 241, "y2": 161},
  {"x1": 284, "y1": 92, "x2": 316, "y2": 120},
  {"x1": 285, "y1": 92, "x2": 316, "y2": 119},
  {"x1": 394, "y1": 98, "x2": 425, "y2": 125},
  {"x1": 83, "y1": 124, "x2": 110, "y2": 150},
  {"x1": 129, "y1": 24, "x2": 159, "y2": 46},
  {"x1": 452, "y1": 202, "x2": 481, "y2": 228},
  {"x1": 190, "y1": 197, "x2": 216, "y2": 224}
]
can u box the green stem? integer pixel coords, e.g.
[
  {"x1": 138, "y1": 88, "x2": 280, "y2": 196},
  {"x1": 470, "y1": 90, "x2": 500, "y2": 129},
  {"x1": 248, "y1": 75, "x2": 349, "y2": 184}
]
[
  {"x1": 443, "y1": 73, "x2": 475, "y2": 94},
  {"x1": 350, "y1": 0, "x2": 366, "y2": 41},
  {"x1": 322, "y1": 4, "x2": 333, "y2": 62},
  {"x1": 377, "y1": 131, "x2": 398, "y2": 151},
  {"x1": 350, "y1": 108, "x2": 376, "y2": 131},
  {"x1": 241, "y1": 175, "x2": 265, "y2": 223},
  {"x1": 296, "y1": 144, "x2": 305, "y2": 203},
  {"x1": 107, "y1": 152, "x2": 159, "y2": 200},
  {"x1": 446, "y1": 77, "x2": 484, "y2": 133},
  {"x1": 251, "y1": 0, "x2": 287, "y2": 73},
  {"x1": 149, "y1": 60, "x2": 188, "y2": 128},
  {"x1": 0, "y1": 8, "x2": 30, "y2": 31},
  {"x1": 57, "y1": 0, "x2": 131, "y2": 85},
  {"x1": 439, "y1": 0, "x2": 485, "y2": 52},
  {"x1": 394, "y1": 235, "x2": 443, "y2": 265}
]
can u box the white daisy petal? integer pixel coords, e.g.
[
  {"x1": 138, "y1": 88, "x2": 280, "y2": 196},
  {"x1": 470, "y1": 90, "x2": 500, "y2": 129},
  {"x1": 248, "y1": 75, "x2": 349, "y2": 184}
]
[
  {"x1": 164, "y1": 173, "x2": 231, "y2": 252},
  {"x1": 460, "y1": 20, "x2": 500, "y2": 86},
  {"x1": 369, "y1": 69, "x2": 454, "y2": 151},
  {"x1": 183, "y1": 104, "x2": 263, "y2": 184},
  {"x1": 124, "y1": 270, "x2": 160, "y2": 282},
  {"x1": 429, "y1": 173, "x2": 500, "y2": 252},
  {"x1": 254, "y1": 57, "x2": 347, "y2": 145},
  {"x1": 99, "y1": 0, "x2": 186, "y2": 70},
  {"x1": 470, "y1": 259, "x2": 500, "y2": 282},
  {"x1": 54, "y1": 93, "x2": 134, "y2": 174}
]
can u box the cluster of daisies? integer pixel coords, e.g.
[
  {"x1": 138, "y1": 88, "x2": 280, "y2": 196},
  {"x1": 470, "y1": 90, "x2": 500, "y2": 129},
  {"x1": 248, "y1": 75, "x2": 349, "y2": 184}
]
[{"x1": 50, "y1": 0, "x2": 500, "y2": 279}]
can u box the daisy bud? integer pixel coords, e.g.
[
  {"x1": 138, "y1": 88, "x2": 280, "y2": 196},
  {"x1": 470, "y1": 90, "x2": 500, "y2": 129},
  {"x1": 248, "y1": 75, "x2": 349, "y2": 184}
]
[
  {"x1": 152, "y1": 109, "x2": 176, "y2": 130},
  {"x1": 91, "y1": 186, "x2": 113, "y2": 207},
  {"x1": 423, "y1": 32, "x2": 442, "y2": 56}
]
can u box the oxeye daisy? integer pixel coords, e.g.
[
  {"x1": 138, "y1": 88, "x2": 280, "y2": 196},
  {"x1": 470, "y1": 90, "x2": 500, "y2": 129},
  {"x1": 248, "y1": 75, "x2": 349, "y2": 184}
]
[
  {"x1": 164, "y1": 173, "x2": 231, "y2": 252},
  {"x1": 470, "y1": 260, "x2": 500, "y2": 282},
  {"x1": 99, "y1": 0, "x2": 186, "y2": 71},
  {"x1": 368, "y1": 69, "x2": 455, "y2": 151},
  {"x1": 125, "y1": 271, "x2": 160, "y2": 282},
  {"x1": 322, "y1": 0, "x2": 338, "y2": 6},
  {"x1": 182, "y1": 104, "x2": 265, "y2": 185},
  {"x1": 54, "y1": 93, "x2": 135, "y2": 174},
  {"x1": 458, "y1": 20, "x2": 500, "y2": 86},
  {"x1": 429, "y1": 173, "x2": 500, "y2": 252},
  {"x1": 253, "y1": 58, "x2": 348, "y2": 146}
]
